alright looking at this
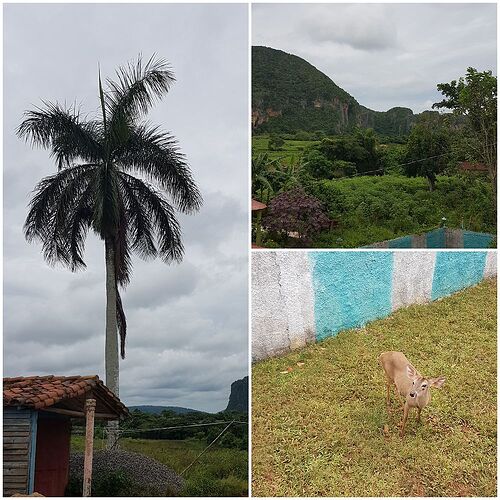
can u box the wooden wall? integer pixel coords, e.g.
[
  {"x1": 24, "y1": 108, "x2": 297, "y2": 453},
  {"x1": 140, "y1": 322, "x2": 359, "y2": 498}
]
[{"x1": 3, "y1": 408, "x2": 36, "y2": 496}]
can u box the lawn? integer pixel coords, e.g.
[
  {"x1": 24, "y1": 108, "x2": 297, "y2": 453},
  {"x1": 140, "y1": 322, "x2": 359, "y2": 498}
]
[
  {"x1": 252, "y1": 278, "x2": 497, "y2": 497},
  {"x1": 71, "y1": 436, "x2": 248, "y2": 496}
]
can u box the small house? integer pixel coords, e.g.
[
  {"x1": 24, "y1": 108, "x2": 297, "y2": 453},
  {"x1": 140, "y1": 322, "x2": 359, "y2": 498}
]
[
  {"x1": 251, "y1": 199, "x2": 267, "y2": 212},
  {"x1": 458, "y1": 161, "x2": 488, "y2": 173},
  {"x1": 3, "y1": 375, "x2": 128, "y2": 497}
]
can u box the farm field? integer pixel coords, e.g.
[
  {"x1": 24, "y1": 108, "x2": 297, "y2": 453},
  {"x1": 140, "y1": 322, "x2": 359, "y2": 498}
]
[
  {"x1": 252, "y1": 135, "x2": 318, "y2": 163},
  {"x1": 70, "y1": 436, "x2": 248, "y2": 496},
  {"x1": 252, "y1": 279, "x2": 497, "y2": 497}
]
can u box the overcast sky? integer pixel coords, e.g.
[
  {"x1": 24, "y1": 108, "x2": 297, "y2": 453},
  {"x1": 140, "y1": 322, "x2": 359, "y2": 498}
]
[
  {"x1": 253, "y1": 3, "x2": 497, "y2": 112},
  {"x1": 4, "y1": 4, "x2": 248, "y2": 412}
]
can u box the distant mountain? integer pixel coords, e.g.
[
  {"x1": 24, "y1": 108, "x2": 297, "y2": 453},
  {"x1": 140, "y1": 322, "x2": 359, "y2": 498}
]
[
  {"x1": 129, "y1": 377, "x2": 249, "y2": 415},
  {"x1": 252, "y1": 46, "x2": 418, "y2": 136},
  {"x1": 129, "y1": 405, "x2": 203, "y2": 415},
  {"x1": 225, "y1": 376, "x2": 248, "y2": 413}
]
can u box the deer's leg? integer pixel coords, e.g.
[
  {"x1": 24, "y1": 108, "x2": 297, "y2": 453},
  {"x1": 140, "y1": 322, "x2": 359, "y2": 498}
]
[
  {"x1": 400, "y1": 402, "x2": 409, "y2": 437},
  {"x1": 385, "y1": 381, "x2": 391, "y2": 407},
  {"x1": 417, "y1": 407, "x2": 421, "y2": 423}
]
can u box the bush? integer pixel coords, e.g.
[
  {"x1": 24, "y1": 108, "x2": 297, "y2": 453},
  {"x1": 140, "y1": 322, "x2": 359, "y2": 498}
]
[
  {"x1": 263, "y1": 188, "x2": 330, "y2": 245},
  {"x1": 307, "y1": 174, "x2": 495, "y2": 247},
  {"x1": 66, "y1": 470, "x2": 135, "y2": 496}
]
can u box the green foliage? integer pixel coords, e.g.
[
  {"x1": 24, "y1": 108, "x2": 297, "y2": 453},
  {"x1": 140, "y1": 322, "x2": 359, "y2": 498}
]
[
  {"x1": 316, "y1": 129, "x2": 381, "y2": 175},
  {"x1": 331, "y1": 160, "x2": 357, "y2": 178},
  {"x1": 119, "y1": 409, "x2": 248, "y2": 450},
  {"x1": 252, "y1": 279, "x2": 497, "y2": 496},
  {"x1": 404, "y1": 114, "x2": 451, "y2": 191},
  {"x1": 66, "y1": 470, "x2": 139, "y2": 497},
  {"x1": 378, "y1": 143, "x2": 407, "y2": 174},
  {"x1": 308, "y1": 174, "x2": 495, "y2": 247},
  {"x1": 268, "y1": 133, "x2": 285, "y2": 150},
  {"x1": 433, "y1": 67, "x2": 497, "y2": 188},
  {"x1": 304, "y1": 150, "x2": 333, "y2": 179},
  {"x1": 252, "y1": 135, "x2": 319, "y2": 166},
  {"x1": 252, "y1": 46, "x2": 417, "y2": 136}
]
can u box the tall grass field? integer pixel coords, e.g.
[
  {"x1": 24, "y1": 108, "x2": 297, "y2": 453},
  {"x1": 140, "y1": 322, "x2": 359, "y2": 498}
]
[{"x1": 71, "y1": 436, "x2": 248, "y2": 496}]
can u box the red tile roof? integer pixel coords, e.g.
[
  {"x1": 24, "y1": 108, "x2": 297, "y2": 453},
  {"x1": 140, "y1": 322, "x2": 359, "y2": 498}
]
[
  {"x1": 252, "y1": 199, "x2": 267, "y2": 211},
  {"x1": 458, "y1": 161, "x2": 488, "y2": 172},
  {"x1": 3, "y1": 375, "x2": 128, "y2": 415}
]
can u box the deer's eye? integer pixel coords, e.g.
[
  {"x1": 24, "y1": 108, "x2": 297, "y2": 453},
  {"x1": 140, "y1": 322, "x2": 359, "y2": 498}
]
[{"x1": 422, "y1": 385, "x2": 427, "y2": 389}]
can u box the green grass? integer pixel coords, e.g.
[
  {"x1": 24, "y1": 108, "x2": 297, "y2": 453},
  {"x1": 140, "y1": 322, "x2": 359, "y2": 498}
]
[
  {"x1": 252, "y1": 135, "x2": 318, "y2": 164},
  {"x1": 252, "y1": 279, "x2": 497, "y2": 497},
  {"x1": 71, "y1": 437, "x2": 248, "y2": 496}
]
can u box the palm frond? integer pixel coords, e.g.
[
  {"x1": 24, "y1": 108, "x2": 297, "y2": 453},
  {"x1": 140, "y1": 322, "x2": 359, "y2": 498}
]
[
  {"x1": 119, "y1": 172, "x2": 184, "y2": 263},
  {"x1": 113, "y1": 190, "x2": 132, "y2": 287},
  {"x1": 116, "y1": 123, "x2": 203, "y2": 214},
  {"x1": 118, "y1": 173, "x2": 157, "y2": 259},
  {"x1": 24, "y1": 164, "x2": 97, "y2": 269},
  {"x1": 67, "y1": 181, "x2": 96, "y2": 270},
  {"x1": 105, "y1": 54, "x2": 175, "y2": 145},
  {"x1": 92, "y1": 165, "x2": 120, "y2": 238},
  {"x1": 116, "y1": 287, "x2": 127, "y2": 359},
  {"x1": 17, "y1": 102, "x2": 102, "y2": 169}
]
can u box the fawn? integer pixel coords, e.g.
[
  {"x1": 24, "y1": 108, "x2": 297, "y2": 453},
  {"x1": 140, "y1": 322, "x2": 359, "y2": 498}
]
[{"x1": 379, "y1": 351, "x2": 445, "y2": 436}]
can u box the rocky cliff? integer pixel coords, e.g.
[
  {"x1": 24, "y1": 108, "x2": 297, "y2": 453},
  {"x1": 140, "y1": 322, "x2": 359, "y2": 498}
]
[
  {"x1": 252, "y1": 46, "x2": 417, "y2": 136},
  {"x1": 225, "y1": 376, "x2": 248, "y2": 413}
]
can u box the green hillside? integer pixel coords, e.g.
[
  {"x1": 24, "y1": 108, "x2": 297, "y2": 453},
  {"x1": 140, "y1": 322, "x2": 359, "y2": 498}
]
[{"x1": 252, "y1": 46, "x2": 417, "y2": 136}]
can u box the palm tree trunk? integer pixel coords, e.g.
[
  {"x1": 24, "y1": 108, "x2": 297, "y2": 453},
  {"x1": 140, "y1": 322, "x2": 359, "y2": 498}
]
[{"x1": 104, "y1": 236, "x2": 119, "y2": 449}]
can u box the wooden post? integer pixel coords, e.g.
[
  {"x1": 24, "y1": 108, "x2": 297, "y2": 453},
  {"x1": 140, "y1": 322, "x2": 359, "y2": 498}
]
[{"x1": 83, "y1": 399, "x2": 96, "y2": 497}]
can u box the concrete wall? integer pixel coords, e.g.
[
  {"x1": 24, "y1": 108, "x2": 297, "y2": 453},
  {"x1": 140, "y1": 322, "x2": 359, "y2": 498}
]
[
  {"x1": 366, "y1": 228, "x2": 495, "y2": 249},
  {"x1": 252, "y1": 250, "x2": 496, "y2": 361}
]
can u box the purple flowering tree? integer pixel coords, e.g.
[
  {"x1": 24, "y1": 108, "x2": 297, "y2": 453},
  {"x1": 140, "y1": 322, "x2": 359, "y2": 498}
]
[{"x1": 263, "y1": 188, "x2": 330, "y2": 245}]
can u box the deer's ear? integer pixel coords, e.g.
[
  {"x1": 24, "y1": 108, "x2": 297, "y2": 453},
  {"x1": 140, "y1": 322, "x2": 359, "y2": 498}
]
[
  {"x1": 406, "y1": 365, "x2": 417, "y2": 380},
  {"x1": 430, "y1": 376, "x2": 446, "y2": 388}
]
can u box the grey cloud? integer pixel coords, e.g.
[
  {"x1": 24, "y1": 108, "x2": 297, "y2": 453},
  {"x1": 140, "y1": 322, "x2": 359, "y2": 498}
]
[
  {"x1": 4, "y1": 3, "x2": 248, "y2": 413},
  {"x1": 253, "y1": 3, "x2": 496, "y2": 113},
  {"x1": 299, "y1": 4, "x2": 398, "y2": 51}
]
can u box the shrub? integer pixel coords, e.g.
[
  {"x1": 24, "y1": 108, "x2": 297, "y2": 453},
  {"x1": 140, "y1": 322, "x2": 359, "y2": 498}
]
[
  {"x1": 307, "y1": 174, "x2": 495, "y2": 247},
  {"x1": 263, "y1": 188, "x2": 330, "y2": 245}
]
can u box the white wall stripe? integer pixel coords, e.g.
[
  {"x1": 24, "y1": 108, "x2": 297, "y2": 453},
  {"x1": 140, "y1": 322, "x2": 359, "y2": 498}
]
[
  {"x1": 391, "y1": 251, "x2": 436, "y2": 311},
  {"x1": 251, "y1": 252, "x2": 290, "y2": 361},
  {"x1": 484, "y1": 250, "x2": 497, "y2": 278},
  {"x1": 276, "y1": 252, "x2": 316, "y2": 351}
]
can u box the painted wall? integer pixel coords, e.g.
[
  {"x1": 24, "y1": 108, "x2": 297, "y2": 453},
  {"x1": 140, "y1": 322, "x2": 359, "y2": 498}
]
[
  {"x1": 252, "y1": 250, "x2": 496, "y2": 361},
  {"x1": 366, "y1": 228, "x2": 495, "y2": 249}
]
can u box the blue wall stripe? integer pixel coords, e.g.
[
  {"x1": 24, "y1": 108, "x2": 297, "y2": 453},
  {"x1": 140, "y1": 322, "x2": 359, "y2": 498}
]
[
  {"x1": 388, "y1": 235, "x2": 412, "y2": 248},
  {"x1": 310, "y1": 252, "x2": 394, "y2": 341},
  {"x1": 426, "y1": 228, "x2": 446, "y2": 248},
  {"x1": 431, "y1": 252, "x2": 487, "y2": 300},
  {"x1": 463, "y1": 231, "x2": 494, "y2": 249}
]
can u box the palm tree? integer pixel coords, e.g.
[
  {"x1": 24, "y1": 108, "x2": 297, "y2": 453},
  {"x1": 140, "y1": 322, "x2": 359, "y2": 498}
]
[{"x1": 17, "y1": 55, "x2": 202, "y2": 444}]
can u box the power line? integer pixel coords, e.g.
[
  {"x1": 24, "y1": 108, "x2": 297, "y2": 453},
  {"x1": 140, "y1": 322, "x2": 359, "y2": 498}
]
[
  {"x1": 180, "y1": 420, "x2": 235, "y2": 477},
  {"x1": 113, "y1": 420, "x2": 248, "y2": 436}
]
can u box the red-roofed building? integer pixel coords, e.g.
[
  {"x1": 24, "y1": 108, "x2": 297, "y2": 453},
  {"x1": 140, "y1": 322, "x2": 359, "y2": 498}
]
[
  {"x1": 3, "y1": 375, "x2": 128, "y2": 497},
  {"x1": 458, "y1": 161, "x2": 488, "y2": 172},
  {"x1": 251, "y1": 199, "x2": 267, "y2": 211}
]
